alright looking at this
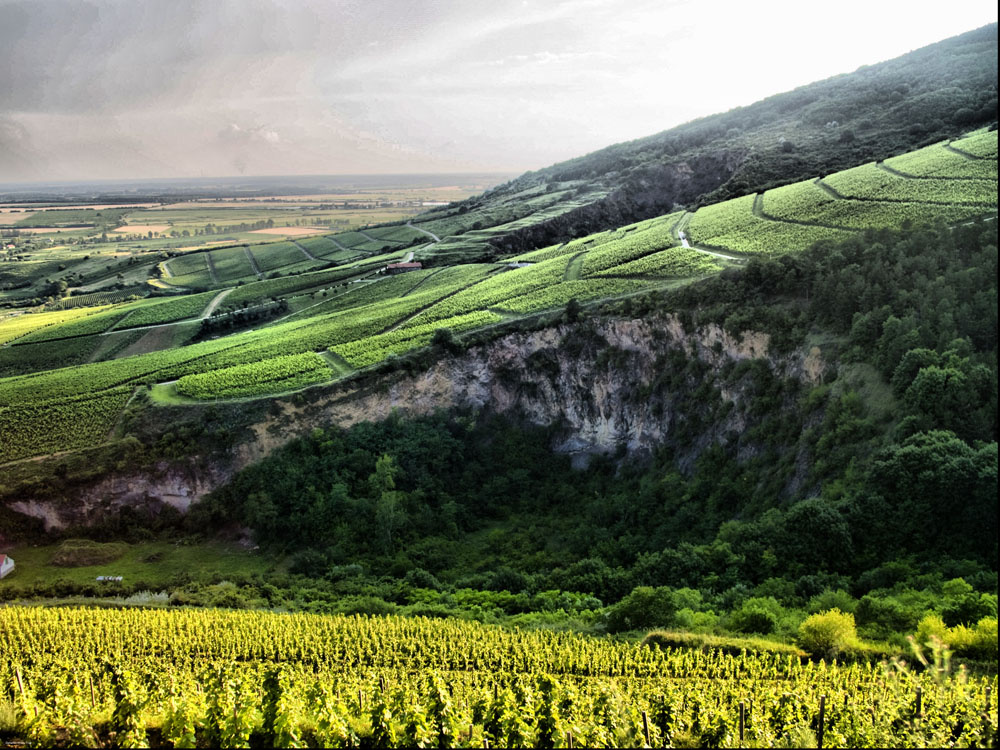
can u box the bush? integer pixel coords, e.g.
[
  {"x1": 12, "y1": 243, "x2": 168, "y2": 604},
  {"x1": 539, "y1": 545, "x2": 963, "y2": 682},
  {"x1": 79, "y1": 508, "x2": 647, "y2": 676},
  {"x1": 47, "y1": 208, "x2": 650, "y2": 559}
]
[
  {"x1": 797, "y1": 609, "x2": 857, "y2": 658},
  {"x1": 728, "y1": 597, "x2": 784, "y2": 635},
  {"x1": 605, "y1": 586, "x2": 676, "y2": 633}
]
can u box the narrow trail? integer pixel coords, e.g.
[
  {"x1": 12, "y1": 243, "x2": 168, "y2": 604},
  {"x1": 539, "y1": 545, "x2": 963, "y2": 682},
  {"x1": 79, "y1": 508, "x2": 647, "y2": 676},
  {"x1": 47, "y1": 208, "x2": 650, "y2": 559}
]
[
  {"x1": 160, "y1": 261, "x2": 174, "y2": 278},
  {"x1": 944, "y1": 143, "x2": 985, "y2": 160},
  {"x1": 689, "y1": 245, "x2": 749, "y2": 263},
  {"x1": 379, "y1": 275, "x2": 495, "y2": 335},
  {"x1": 358, "y1": 230, "x2": 400, "y2": 246},
  {"x1": 244, "y1": 246, "x2": 264, "y2": 279},
  {"x1": 267, "y1": 279, "x2": 380, "y2": 326},
  {"x1": 328, "y1": 236, "x2": 352, "y2": 253},
  {"x1": 291, "y1": 240, "x2": 319, "y2": 261},
  {"x1": 753, "y1": 191, "x2": 863, "y2": 232},
  {"x1": 319, "y1": 350, "x2": 354, "y2": 377},
  {"x1": 875, "y1": 161, "x2": 989, "y2": 182},
  {"x1": 401, "y1": 267, "x2": 444, "y2": 297},
  {"x1": 563, "y1": 252, "x2": 587, "y2": 281},
  {"x1": 200, "y1": 288, "x2": 235, "y2": 318},
  {"x1": 406, "y1": 221, "x2": 442, "y2": 243},
  {"x1": 205, "y1": 253, "x2": 220, "y2": 284},
  {"x1": 814, "y1": 178, "x2": 847, "y2": 200},
  {"x1": 96, "y1": 288, "x2": 235, "y2": 336}
]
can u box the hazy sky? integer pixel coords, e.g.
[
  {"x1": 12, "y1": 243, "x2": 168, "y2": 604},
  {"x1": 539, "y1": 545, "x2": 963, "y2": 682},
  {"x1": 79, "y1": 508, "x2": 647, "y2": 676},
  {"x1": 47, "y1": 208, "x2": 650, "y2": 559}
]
[{"x1": 0, "y1": 0, "x2": 996, "y2": 182}]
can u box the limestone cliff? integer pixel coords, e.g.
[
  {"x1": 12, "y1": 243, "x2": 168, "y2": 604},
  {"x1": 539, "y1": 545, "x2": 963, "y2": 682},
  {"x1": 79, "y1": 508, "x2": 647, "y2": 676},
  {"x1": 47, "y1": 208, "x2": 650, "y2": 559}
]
[{"x1": 4, "y1": 313, "x2": 827, "y2": 531}]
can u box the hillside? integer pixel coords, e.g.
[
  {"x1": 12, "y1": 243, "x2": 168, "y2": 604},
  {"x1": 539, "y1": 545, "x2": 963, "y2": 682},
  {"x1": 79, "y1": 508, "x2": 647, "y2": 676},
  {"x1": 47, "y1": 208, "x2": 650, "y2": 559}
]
[
  {"x1": 436, "y1": 23, "x2": 998, "y2": 257},
  {"x1": 0, "y1": 27, "x2": 996, "y2": 666}
]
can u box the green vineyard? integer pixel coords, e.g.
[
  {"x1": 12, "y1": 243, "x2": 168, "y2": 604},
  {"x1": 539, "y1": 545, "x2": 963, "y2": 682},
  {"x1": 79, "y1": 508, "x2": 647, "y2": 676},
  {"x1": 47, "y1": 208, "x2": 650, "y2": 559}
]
[
  {"x1": 0, "y1": 130, "x2": 996, "y2": 463},
  {"x1": 1, "y1": 607, "x2": 995, "y2": 748}
]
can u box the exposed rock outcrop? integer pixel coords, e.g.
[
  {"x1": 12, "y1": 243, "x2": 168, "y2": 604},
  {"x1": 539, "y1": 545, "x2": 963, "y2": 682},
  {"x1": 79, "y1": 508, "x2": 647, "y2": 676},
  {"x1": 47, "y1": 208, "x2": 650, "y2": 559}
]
[{"x1": 5, "y1": 313, "x2": 827, "y2": 530}]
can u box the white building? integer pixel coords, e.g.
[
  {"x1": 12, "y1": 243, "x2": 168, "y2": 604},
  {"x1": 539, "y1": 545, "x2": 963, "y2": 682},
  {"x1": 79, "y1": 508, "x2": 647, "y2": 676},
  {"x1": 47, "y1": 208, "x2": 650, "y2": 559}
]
[{"x1": 0, "y1": 554, "x2": 14, "y2": 579}]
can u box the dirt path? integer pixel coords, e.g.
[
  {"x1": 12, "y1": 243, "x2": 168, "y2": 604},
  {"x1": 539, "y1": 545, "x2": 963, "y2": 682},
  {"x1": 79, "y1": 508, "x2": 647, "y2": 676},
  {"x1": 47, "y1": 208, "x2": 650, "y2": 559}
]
[
  {"x1": 205, "y1": 253, "x2": 220, "y2": 284},
  {"x1": 201, "y1": 288, "x2": 234, "y2": 317},
  {"x1": 814, "y1": 178, "x2": 846, "y2": 200},
  {"x1": 406, "y1": 221, "x2": 442, "y2": 243},
  {"x1": 944, "y1": 143, "x2": 984, "y2": 160},
  {"x1": 244, "y1": 246, "x2": 264, "y2": 279},
  {"x1": 689, "y1": 245, "x2": 748, "y2": 263},
  {"x1": 291, "y1": 240, "x2": 319, "y2": 261},
  {"x1": 876, "y1": 160, "x2": 988, "y2": 182},
  {"x1": 328, "y1": 236, "x2": 352, "y2": 253},
  {"x1": 753, "y1": 191, "x2": 863, "y2": 231}
]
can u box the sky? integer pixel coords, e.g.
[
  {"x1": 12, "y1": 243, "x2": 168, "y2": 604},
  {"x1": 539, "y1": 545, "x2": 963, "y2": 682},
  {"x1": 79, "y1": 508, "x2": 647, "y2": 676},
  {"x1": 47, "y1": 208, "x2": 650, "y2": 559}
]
[{"x1": 0, "y1": 0, "x2": 996, "y2": 182}]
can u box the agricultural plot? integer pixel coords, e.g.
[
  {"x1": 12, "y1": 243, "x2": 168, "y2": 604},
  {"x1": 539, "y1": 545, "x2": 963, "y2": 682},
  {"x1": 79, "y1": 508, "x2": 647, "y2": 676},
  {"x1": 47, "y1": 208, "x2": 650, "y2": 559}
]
[
  {"x1": 176, "y1": 352, "x2": 332, "y2": 399},
  {"x1": 498, "y1": 279, "x2": 652, "y2": 313},
  {"x1": 578, "y1": 213, "x2": 683, "y2": 276},
  {"x1": 0, "y1": 334, "x2": 120, "y2": 379},
  {"x1": 762, "y1": 181, "x2": 840, "y2": 222},
  {"x1": 408, "y1": 255, "x2": 572, "y2": 324},
  {"x1": 333, "y1": 310, "x2": 503, "y2": 368},
  {"x1": 58, "y1": 287, "x2": 148, "y2": 308},
  {"x1": 794, "y1": 198, "x2": 987, "y2": 231},
  {"x1": 2, "y1": 607, "x2": 995, "y2": 749},
  {"x1": 296, "y1": 236, "x2": 343, "y2": 257},
  {"x1": 0, "y1": 387, "x2": 133, "y2": 462},
  {"x1": 0, "y1": 307, "x2": 102, "y2": 345},
  {"x1": 327, "y1": 231, "x2": 372, "y2": 249},
  {"x1": 13, "y1": 207, "x2": 129, "y2": 228},
  {"x1": 951, "y1": 129, "x2": 998, "y2": 158},
  {"x1": 222, "y1": 253, "x2": 401, "y2": 307},
  {"x1": 209, "y1": 246, "x2": 257, "y2": 282},
  {"x1": 15, "y1": 305, "x2": 133, "y2": 343},
  {"x1": 593, "y1": 246, "x2": 724, "y2": 277},
  {"x1": 164, "y1": 251, "x2": 210, "y2": 278},
  {"x1": 884, "y1": 140, "x2": 998, "y2": 180},
  {"x1": 249, "y1": 241, "x2": 313, "y2": 272},
  {"x1": 824, "y1": 164, "x2": 995, "y2": 204},
  {"x1": 689, "y1": 193, "x2": 852, "y2": 254},
  {"x1": 111, "y1": 291, "x2": 217, "y2": 329},
  {"x1": 688, "y1": 195, "x2": 759, "y2": 241}
]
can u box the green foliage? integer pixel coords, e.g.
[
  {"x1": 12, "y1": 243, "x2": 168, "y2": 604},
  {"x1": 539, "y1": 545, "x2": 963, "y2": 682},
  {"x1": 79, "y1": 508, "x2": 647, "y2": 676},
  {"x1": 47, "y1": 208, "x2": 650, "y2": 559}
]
[
  {"x1": 175, "y1": 352, "x2": 332, "y2": 399},
  {"x1": 797, "y1": 609, "x2": 858, "y2": 658}
]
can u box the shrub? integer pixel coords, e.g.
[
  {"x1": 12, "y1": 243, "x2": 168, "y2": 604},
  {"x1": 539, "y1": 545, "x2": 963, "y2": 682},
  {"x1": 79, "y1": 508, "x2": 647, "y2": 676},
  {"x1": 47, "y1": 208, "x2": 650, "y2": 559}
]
[
  {"x1": 797, "y1": 609, "x2": 857, "y2": 658},
  {"x1": 605, "y1": 586, "x2": 676, "y2": 633},
  {"x1": 728, "y1": 597, "x2": 784, "y2": 634}
]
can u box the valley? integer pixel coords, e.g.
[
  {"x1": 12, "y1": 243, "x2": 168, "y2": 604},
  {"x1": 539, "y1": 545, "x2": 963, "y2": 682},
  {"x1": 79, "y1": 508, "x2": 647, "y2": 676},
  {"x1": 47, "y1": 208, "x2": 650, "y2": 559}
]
[{"x1": 0, "y1": 19, "x2": 997, "y2": 749}]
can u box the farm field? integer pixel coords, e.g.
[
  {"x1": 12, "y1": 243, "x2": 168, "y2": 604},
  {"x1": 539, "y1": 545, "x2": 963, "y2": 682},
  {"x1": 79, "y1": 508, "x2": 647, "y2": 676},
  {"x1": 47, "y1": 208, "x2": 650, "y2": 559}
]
[
  {"x1": 0, "y1": 131, "x2": 995, "y2": 464},
  {"x1": 1, "y1": 607, "x2": 995, "y2": 748}
]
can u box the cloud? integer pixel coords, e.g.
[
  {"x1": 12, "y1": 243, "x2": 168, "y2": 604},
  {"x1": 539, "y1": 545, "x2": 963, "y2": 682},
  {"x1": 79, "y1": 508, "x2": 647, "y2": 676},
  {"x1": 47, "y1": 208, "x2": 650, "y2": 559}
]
[{"x1": 0, "y1": 0, "x2": 995, "y2": 181}]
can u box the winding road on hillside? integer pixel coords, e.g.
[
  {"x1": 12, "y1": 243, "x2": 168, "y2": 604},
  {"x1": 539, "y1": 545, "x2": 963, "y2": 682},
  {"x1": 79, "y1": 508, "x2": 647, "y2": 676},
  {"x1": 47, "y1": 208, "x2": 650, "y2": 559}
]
[{"x1": 406, "y1": 221, "x2": 442, "y2": 243}]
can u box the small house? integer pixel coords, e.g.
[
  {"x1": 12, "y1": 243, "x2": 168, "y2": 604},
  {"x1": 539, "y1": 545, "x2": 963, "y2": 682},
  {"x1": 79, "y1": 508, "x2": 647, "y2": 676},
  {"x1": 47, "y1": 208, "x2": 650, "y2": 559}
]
[
  {"x1": 386, "y1": 262, "x2": 422, "y2": 274},
  {"x1": 0, "y1": 554, "x2": 14, "y2": 579}
]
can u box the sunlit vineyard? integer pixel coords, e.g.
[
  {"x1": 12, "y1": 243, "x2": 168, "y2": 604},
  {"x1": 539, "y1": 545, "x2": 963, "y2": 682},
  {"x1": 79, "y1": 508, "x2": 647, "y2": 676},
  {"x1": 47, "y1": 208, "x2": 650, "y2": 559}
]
[
  {"x1": 0, "y1": 607, "x2": 995, "y2": 748},
  {"x1": 1, "y1": 133, "x2": 996, "y2": 463},
  {"x1": 175, "y1": 352, "x2": 333, "y2": 399}
]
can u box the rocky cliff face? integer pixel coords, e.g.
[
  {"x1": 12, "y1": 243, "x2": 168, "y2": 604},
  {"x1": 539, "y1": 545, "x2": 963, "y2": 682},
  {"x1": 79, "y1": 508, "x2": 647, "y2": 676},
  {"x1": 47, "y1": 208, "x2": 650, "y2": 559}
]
[{"x1": 7, "y1": 313, "x2": 827, "y2": 530}]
